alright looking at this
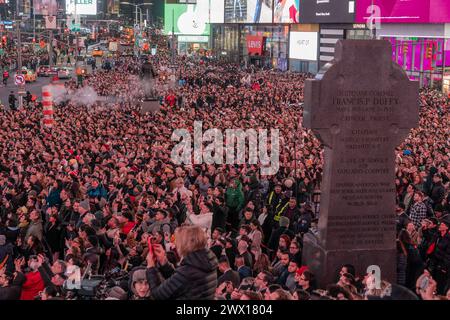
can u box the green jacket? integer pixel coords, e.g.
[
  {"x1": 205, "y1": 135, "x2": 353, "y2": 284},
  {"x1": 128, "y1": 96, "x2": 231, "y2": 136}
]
[{"x1": 225, "y1": 179, "x2": 245, "y2": 210}]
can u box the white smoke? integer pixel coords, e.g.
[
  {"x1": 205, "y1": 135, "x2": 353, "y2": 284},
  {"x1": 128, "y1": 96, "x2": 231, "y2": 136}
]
[
  {"x1": 47, "y1": 85, "x2": 68, "y2": 104},
  {"x1": 45, "y1": 85, "x2": 100, "y2": 107},
  {"x1": 70, "y1": 86, "x2": 99, "y2": 107}
]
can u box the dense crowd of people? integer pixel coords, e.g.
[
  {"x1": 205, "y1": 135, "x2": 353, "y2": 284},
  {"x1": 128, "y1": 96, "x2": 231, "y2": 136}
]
[{"x1": 0, "y1": 35, "x2": 449, "y2": 301}]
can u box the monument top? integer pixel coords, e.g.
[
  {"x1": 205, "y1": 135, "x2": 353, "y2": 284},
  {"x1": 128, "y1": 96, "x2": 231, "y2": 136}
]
[{"x1": 304, "y1": 40, "x2": 418, "y2": 146}]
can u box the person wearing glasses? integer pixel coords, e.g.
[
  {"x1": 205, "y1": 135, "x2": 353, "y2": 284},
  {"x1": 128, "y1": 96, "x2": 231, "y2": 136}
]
[{"x1": 295, "y1": 270, "x2": 316, "y2": 294}]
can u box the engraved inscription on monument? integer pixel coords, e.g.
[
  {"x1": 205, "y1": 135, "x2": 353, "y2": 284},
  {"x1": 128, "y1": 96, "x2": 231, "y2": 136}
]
[{"x1": 302, "y1": 40, "x2": 419, "y2": 286}]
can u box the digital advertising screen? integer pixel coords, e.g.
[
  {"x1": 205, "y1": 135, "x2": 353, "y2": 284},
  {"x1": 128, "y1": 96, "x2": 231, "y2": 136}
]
[
  {"x1": 33, "y1": 0, "x2": 58, "y2": 15},
  {"x1": 65, "y1": 0, "x2": 97, "y2": 16},
  {"x1": 164, "y1": 3, "x2": 211, "y2": 36},
  {"x1": 299, "y1": 0, "x2": 355, "y2": 23},
  {"x1": 274, "y1": 0, "x2": 300, "y2": 23},
  {"x1": 224, "y1": 0, "x2": 272, "y2": 23},
  {"x1": 210, "y1": 0, "x2": 225, "y2": 23},
  {"x1": 289, "y1": 31, "x2": 318, "y2": 61},
  {"x1": 356, "y1": 0, "x2": 450, "y2": 24}
]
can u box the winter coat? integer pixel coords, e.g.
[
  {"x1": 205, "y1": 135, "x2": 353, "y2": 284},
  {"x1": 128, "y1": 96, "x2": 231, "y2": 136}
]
[
  {"x1": 430, "y1": 232, "x2": 450, "y2": 271},
  {"x1": 225, "y1": 181, "x2": 245, "y2": 211},
  {"x1": 46, "y1": 188, "x2": 61, "y2": 208},
  {"x1": 19, "y1": 271, "x2": 45, "y2": 300},
  {"x1": 87, "y1": 185, "x2": 108, "y2": 199},
  {"x1": 25, "y1": 219, "x2": 44, "y2": 241},
  {"x1": 147, "y1": 248, "x2": 218, "y2": 300},
  {"x1": 0, "y1": 242, "x2": 14, "y2": 273},
  {"x1": 0, "y1": 285, "x2": 21, "y2": 300},
  {"x1": 211, "y1": 204, "x2": 228, "y2": 232},
  {"x1": 430, "y1": 182, "x2": 445, "y2": 207}
]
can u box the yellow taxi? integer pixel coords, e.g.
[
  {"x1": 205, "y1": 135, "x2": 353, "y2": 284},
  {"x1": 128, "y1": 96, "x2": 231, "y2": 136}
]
[
  {"x1": 21, "y1": 67, "x2": 37, "y2": 82},
  {"x1": 92, "y1": 49, "x2": 103, "y2": 57}
]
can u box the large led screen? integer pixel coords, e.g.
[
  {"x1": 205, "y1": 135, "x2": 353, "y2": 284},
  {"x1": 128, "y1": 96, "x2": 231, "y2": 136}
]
[
  {"x1": 356, "y1": 0, "x2": 450, "y2": 24},
  {"x1": 66, "y1": 0, "x2": 97, "y2": 15},
  {"x1": 289, "y1": 31, "x2": 318, "y2": 61},
  {"x1": 274, "y1": 0, "x2": 300, "y2": 23},
  {"x1": 33, "y1": 0, "x2": 58, "y2": 15},
  {"x1": 298, "y1": 0, "x2": 355, "y2": 23},
  {"x1": 164, "y1": 3, "x2": 211, "y2": 36},
  {"x1": 224, "y1": 0, "x2": 273, "y2": 23}
]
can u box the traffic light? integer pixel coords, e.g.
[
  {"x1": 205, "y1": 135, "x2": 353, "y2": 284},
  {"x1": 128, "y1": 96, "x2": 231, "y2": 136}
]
[
  {"x1": 1, "y1": 36, "x2": 6, "y2": 46},
  {"x1": 403, "y1": 43, "x2": 408, "y2": 55},
  {"x1": 427, "y1": 44, "x2": 433, "y2": 60}
]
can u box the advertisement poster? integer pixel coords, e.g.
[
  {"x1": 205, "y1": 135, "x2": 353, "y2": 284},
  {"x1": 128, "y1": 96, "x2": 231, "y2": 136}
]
[
  {"x1": 356, "y1": 0, "x2": 450, "y2": 24},
  {"x1": 45, "y1": 15, "x2": 57, "y2": 29},
  {"x1": 210, "y1": 0, "x2": 225, "y2": 23},
  {"x1": 66, "y1": 0, "x2": 97, "y2": 16},
  {"x1": 33, "y1": 0, "x2": 58, "y2": 15},
  {"x1": 274, "y1": 0, "x2": 300, "y2": 23},
  {"x1": 299, "y1": 0, "x2": 355, "y2": 23},
  {"x1": 289, "y1": 31, "x2": 318, "y2": 61},
  {"x1": 164, "y1": 2, "x2": 211, "y2": 36},
  {"x1": 246, "y1": 35, "x2": 264, "y2": 55},
  {"x1": 225, "y1": 0, "x2": 272, "y2": 23}
]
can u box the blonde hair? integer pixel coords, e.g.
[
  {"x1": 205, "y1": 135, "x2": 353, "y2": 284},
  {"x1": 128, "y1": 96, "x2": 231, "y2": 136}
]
[{"x1": 175, "y1": 225, "x2": 208, "y2": 258}]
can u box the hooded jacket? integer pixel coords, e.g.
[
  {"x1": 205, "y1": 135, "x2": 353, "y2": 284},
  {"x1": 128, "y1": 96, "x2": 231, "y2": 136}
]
[
  {"x1": 225, "y1": 180, "x2": 244, "y2": 211},
  {"x1": 147, "y1": 248, "x2": 218, "y2": 300}
]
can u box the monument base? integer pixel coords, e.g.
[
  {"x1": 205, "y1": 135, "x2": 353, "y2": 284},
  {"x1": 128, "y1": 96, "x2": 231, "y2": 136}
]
[
  {"x1": 302, "y1": 233, "x2": 396, "y2": 288},
  {"x1": 140, "y1": 99, "x2": 160, "y2": 114}
]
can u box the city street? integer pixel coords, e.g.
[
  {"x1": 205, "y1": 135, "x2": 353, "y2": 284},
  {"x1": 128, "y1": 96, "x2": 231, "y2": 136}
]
[{"x1": 0, "y1": 75, "x2": 56, "y2": 107}]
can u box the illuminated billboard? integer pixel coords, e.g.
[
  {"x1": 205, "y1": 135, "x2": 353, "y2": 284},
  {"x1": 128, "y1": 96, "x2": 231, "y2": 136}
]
[
  {"x1": 224, "y1": 0, "x2": 273, "y2": 23},
  {"x1": 274, "y1": 0, "x2": 299, "y2": 23},
  {"x1": 356, "y1": 0, "x2": 450, "y2": 24},
  {"x1": 33, "y1": 0, "x2": 58, "y2": 15},
  {"x1": 299, "y1": 0, "x2": 355, "y2": 23},
  {"x1": 66, "y1": 0, "x2": 97, "y2": 16},
  {"x1": 289, "y1": 31, "x2": 318, "y2": 61},
  {"x1": 164, "y1": 3, "x2": 211, "y2": 36}
]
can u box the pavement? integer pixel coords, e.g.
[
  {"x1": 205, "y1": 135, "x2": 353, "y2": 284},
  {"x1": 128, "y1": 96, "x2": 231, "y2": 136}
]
[{"x1": 0, "y1": 75, "x2": 55, "y2": 108}]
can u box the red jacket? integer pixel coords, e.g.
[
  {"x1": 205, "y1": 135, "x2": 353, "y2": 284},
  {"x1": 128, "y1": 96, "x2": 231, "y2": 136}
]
[
  {"x1": 122, "y1": 221, "x2": 136, "y2": 236},
  {"x1": 20, "y1": 271, "x2": 45, "y2": 300},
  {"x1": 166, "y1": 94, "x2": 176, "y2": 107}
]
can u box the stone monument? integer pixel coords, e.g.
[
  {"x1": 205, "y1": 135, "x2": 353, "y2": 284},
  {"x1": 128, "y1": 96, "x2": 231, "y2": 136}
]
[{"x1": 302, "y1": 40, "x2": 419, "y2": 287}]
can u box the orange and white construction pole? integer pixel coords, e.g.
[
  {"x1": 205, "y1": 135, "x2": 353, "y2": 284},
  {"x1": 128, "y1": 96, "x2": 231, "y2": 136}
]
[{"x1": 42, "y1": 85, "x2": 54, "y2": 128}]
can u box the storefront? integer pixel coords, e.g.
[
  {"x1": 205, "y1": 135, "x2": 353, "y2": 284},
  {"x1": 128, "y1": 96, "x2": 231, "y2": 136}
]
[
  {"x1": 376, "y1": 24, "x2": 450, "y2": 89},
  {"x1": 211, "y1": 24, "x2": 289, "y2": 70},
  {"x1": 356, "y1": 0, "x2": 450, "y2": 89},
  {"x1": 241, "y1": 25, "x2": 289, "y2": 70},
  {"x1": 177, "y1": 35, "x2": 210, "y2": 55},
  {"x1": 211, "y1": 24, "x2": 240, "y2": 62}
]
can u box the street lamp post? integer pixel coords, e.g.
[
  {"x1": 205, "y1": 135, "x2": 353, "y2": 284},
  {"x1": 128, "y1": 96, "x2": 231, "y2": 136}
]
[
  {"x1": 122, "y1": 3, "x2": 153, "y2": 55},
  {"x1": 122, "y1": 2, "x2": 153, "y2": 27}
]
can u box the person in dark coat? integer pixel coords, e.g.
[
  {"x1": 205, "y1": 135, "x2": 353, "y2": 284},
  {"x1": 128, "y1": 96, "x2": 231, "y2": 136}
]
[
  {"x1": 146, "y1": 225, "x2": 218, "y2": 300},
  {"x1": 217, "y1": 255, "x2": 240, "y2": 288},
  {"x1": 44, "y1": 214, "x2": 62, "y2": 261},
  {"x1": 0, "y1": 272, "x2": 21, "y2": 300},
  {"x1": 428, "y1": 221, "x2": 450, "y2": 294},
  {"x1": 429, "y1": 174, "x2": 446, "y2": 210},
  {"x1": 0, "y1": 235, "x2": 14, "y2": 273},
  {"x1": 268, "y1": 216, "x2": 295, "y2": 253},
  {"x1": 211, "y1": 197, "x2": 228, "y2": 233}
]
